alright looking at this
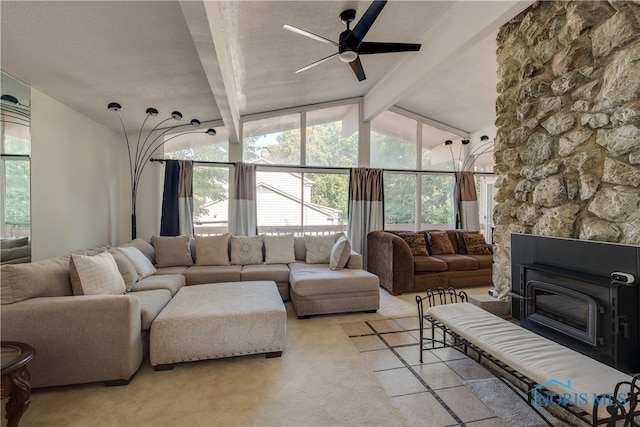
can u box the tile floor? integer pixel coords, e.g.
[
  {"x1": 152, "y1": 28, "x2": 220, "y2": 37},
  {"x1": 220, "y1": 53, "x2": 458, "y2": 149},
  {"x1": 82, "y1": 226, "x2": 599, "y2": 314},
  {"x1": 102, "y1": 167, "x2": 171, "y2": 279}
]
[{"x1": 342, "y1": 317, "x2": 550, "y2": 427}]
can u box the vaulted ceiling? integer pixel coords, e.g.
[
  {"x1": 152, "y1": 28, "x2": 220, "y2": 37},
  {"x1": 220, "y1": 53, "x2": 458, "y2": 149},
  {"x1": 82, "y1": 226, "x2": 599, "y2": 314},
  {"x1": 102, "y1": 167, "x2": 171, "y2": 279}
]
[{"x1": 0, "y1": 1, "x2": 532, "y2": 142}]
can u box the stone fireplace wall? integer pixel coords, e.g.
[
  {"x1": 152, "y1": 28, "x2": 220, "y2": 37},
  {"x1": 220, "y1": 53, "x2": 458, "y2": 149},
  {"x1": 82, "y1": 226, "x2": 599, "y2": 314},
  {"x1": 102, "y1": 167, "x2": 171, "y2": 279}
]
[{"x1": 493, "y1": 1, "x2": 640, "y2": 296}]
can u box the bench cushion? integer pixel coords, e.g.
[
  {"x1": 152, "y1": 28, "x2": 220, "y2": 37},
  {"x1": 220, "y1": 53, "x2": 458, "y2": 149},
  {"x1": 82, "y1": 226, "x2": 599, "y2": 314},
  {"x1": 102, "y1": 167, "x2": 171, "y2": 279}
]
[{"x1": 427, "y1": 303, "x2": 632, "y2": 418}]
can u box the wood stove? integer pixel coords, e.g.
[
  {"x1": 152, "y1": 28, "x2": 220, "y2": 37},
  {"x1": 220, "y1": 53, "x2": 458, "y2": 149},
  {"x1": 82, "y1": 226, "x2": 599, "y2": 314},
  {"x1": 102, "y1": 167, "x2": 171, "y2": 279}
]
[{"x1": 511, "y1": 234, "x2": 640, "y2": 373}]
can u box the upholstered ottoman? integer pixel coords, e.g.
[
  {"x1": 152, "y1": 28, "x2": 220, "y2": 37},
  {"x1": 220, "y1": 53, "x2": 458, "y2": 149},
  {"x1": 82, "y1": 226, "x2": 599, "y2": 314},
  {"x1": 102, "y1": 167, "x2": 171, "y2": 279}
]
[{"x1": 150, "y1": 281, "x2": 286, "y2": 369}]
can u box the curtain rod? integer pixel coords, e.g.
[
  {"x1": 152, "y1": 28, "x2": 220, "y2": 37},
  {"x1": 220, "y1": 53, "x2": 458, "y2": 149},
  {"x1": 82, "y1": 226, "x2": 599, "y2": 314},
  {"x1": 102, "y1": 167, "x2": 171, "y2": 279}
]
[
  {"x1": 1, "y1": 154, "x2": 30, "y2": 159},
  {"x1": 149, "y1": 158, "x2": 495, "y2": 176}
]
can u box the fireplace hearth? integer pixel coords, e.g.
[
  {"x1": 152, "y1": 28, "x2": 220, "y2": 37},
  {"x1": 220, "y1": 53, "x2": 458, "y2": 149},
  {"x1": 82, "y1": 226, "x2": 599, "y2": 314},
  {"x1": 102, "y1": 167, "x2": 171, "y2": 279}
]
[{"x1": 511, "y1": 234, "x2": 640, "y2": 373}]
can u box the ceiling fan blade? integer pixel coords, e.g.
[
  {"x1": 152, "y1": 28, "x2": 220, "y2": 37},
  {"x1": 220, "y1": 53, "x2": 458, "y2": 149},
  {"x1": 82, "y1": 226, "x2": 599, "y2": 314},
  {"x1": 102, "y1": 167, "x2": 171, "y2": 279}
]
[
  {"x1": 283, "y1": 24, "x2": 339, "y2": 47},
  {"x1": 295, "y1": 53, "x2": 338, "y2": 73},
  {"x1": 349, "y1": 57, "x2": 366, "y2": 81},
  {"x1": 347, "y1": 0, "x2": 387, "y2": 46},
  {"x1": 358, "y1": 42, "x2": 421, "y2": 55}
]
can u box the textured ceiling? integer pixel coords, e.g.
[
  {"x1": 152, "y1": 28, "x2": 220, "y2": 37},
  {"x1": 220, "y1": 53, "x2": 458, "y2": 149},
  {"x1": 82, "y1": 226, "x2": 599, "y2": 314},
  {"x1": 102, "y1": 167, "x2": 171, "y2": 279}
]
[{"x1": 0, "y1": 1, "x2": 531, "y2": 137}]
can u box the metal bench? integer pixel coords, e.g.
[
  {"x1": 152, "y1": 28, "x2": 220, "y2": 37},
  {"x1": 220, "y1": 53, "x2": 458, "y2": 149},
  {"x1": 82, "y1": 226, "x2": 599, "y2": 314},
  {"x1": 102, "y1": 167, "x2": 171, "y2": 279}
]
[{"x1": 417, "y1": 287, "x2": 640, "y2": 427}]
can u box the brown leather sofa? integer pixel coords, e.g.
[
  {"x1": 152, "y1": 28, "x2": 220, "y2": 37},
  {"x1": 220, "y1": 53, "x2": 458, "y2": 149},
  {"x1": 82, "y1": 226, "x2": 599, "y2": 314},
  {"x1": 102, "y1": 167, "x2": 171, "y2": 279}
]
[{"x1": 366, "y1": 229, "x2": 493, "y2": 295}]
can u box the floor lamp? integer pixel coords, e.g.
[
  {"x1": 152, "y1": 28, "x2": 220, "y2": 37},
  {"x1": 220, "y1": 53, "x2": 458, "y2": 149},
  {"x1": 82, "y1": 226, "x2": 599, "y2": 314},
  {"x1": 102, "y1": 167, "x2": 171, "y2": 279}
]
[{"x1": 108, "y1": 102, "x2": 216, "y2": 239}]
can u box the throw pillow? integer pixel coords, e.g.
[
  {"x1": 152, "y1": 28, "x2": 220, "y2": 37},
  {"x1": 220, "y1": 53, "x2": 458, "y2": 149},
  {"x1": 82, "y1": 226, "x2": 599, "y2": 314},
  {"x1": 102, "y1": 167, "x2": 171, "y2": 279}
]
[
  {"x1": 108, "y1": 248, "x2": 138, "y2": 292},
  {"x1": 69, "y1": 251, "x2": 126, "y2": 296},
  {"x1": 329, "y1": 236, "x2": 351, "y2": 270},
  {"x1": 304, "y1": 234, "x2": 337, "y2": 264},
  {"x1": 428, "y1": 231, "x2": 455, "y2": 255},
  {"x1": 0, "y1": 237, "x2": 29, "y2": 249},
  {"x1": 264, "y1": 234, "x2": 296, "y2": 264},
  {"x1": 455, "y1": 230, "x2": 479, "y2": 254},
  {"x1": 398, "y1": 233, "x2": 429, "y2": 256},
  {"x1": 115, "y1": 246, "x2": 157, "y2": 280},
  {"x1": 195, "y1": 234, "x2": 230, "y2": 266},
  {"x1": 464, "y1": 233, "x2": 491, "y2": 255},
  {"x1": 119, "y1": 238, "x2": 156, "y2": 263},
  {"x1": 230, "y1": 235, "x2": 264, "y2": 265},
  {"x1": 151, "y1": 235, "x2": 194, "y2": 268}
]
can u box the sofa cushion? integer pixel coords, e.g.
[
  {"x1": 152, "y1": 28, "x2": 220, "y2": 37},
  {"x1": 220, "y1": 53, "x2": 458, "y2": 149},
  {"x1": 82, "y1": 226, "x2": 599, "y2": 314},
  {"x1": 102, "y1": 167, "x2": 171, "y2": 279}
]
[
  {"x1": 329, "y1": 236, "x2": 351, "y2": 270},
  {"x1": 464, "y1": 254, "x2": 493, "y2": 269},
  {"x1": 428, "y1": 231, "x2": 455, "y2": 255},
  {"x1": 230, "y1": 235, "x2": 264, "y2": 265},
  {"x1": 455, "y1": 230, "x2": 478, "y2": 254},
  {"x1": 108, "y1": 248, "x2": 138, "y2": 292},
  {"x1": 464, "y1": 232, "x2": 491, "y2": 255},
  {"x1": 155, "y1": 266, "x2": 189, "y2": 275},
  {"x1": 430, "y1": 254, "x2": 478, "y2": 271},
  {"x1": 398, "y1": 232, "x2": 429, "y2": 256},
  {"x1": 0, "y1": 237, "x2": 29, "y2": 249},
  {"x1": 289, "y1": 263, "x2": 379, "y2": 296},
  {"x1": 304, "y1": 234, "x2": 337, "y2": 264},
  {"x1": 119, "y1": 238, "x2": 156, "y2": 263},
  {"x1": 116, "y1": 246, "x2": 157, "y2": 280},
  {"x1": 241, "y1": 263, "x2": 290, "y2": 283},
  {"x1": 1, "y1": 255, "x2": 73, "y2": 304},
  {"x1": 293, "y1": 236, "x2": 306, "y2": 261},
  {"x1": 130, "y1": 273, "x2": 185, "y2": 296},
  {"x1": 151, "y1": 235, "x2": 193, "y2": 268},
  {"x1": 264, "y1": 234, "x2": 296, "y2": 264},
  {"x1": 70, "y1": 251, "x2": 126, "y2": 296},
  {"x1": 413, "y1": 255, "x2": 448, "y2": 272},
  {"x1": 195, "y1": 234, "x2": 230, "y2": 266},
  {"x1": 131, "y1": 289, "x2": 172, "y2": 330},
  {"x1": 182, "y1": 265, "x2": 242, "y2": 286}
]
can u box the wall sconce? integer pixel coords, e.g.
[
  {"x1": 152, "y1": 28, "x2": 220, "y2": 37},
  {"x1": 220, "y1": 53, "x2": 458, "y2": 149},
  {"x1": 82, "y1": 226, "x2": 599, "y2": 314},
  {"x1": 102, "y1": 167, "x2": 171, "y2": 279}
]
[{"x1": 108, "y1": 102, "x2": 215, "y2": 239}]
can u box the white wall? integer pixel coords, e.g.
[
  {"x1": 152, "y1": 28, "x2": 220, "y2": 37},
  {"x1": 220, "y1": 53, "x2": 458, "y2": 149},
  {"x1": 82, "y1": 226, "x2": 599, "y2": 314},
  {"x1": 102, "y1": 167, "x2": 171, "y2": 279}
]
[{"x1": 30, "y1": 89, "x2": 126, "y2": 260}]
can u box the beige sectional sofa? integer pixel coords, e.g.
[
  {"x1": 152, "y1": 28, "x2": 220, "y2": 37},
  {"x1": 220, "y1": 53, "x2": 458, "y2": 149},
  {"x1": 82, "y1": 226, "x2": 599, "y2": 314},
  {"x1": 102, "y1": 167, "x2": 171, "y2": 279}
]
[{"x1": 0, "y1": 234, "x2": 379, "y2": 388}]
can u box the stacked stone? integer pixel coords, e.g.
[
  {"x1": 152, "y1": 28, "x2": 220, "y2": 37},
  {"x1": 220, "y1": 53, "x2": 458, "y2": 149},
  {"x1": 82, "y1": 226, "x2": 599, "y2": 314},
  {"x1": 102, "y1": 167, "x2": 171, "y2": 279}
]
[{"x1": 493, "y1": 1, "x2": 640, "y2": 295}]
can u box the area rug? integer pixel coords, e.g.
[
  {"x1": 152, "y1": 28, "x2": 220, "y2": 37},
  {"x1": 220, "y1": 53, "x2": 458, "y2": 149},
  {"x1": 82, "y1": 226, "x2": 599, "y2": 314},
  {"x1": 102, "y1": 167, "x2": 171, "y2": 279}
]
[{"x1": 465, "y1": 378, "x2": 561, "y2": 427}]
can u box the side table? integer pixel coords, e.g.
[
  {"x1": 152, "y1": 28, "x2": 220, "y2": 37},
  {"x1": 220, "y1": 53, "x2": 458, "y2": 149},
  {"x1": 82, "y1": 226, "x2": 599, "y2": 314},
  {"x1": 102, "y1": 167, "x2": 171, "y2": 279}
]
[{"x1": 1, "y1": 342, "x2": 35, "y2": 427}]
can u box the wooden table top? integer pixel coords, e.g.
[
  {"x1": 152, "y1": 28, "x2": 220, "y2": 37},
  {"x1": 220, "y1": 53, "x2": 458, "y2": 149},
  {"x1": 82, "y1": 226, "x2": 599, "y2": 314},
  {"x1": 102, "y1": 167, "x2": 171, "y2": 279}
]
[{"x1": 1, "y1": 342, "x2": 35, "y2": 376}]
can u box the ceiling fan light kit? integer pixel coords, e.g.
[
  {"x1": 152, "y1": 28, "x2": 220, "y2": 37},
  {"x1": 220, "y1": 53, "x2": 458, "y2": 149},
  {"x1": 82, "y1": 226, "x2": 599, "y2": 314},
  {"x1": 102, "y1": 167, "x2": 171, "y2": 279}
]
[{"x1": 283, "y1": 0, "x2": 421, "y2": 81}]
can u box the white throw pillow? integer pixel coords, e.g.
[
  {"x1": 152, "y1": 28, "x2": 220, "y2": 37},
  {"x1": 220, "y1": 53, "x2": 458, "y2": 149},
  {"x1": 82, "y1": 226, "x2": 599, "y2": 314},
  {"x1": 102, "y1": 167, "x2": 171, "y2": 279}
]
[
  {"x1": 304, "y1": 234, "x2": 338, "y2": 264},
  {"x1": 116, "y1": 246, "x2": 157, "y2": 280},
  {"x1": 329, "y1": 236, "x2": 351, "y2": 270},
  {"x1": 264, "y1": 234, "x2": 295, "y2": 264},
  {"x1": 230, "y1": 235, "x2": 264, "y2": 265},
  {"x1": 195, "y1": 234, "x2": 230, "y2": 266},
  {"x1": 69, "y1": 251, "x2": 126, "y2": 296}
]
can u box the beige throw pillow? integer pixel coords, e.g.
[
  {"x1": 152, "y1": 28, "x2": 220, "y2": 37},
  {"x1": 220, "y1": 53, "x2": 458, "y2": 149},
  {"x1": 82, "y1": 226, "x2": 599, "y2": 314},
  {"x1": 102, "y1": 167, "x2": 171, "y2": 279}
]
[
  {"x1": 70, "y1": 251, "x2": 126, "y2": 296},
  {"x1": 329, "y1": 236, "x2": 351, "y2": 270},
  {"x1": 151, "y1": 235, "x2": 194, "y2": 268},
  {"x1": 264, "y1": 234, "x2": 296, "y2": 264},
  {"x1": 230, "y1": 235, "x2": 264, "y2": 265},
  {"x1": 108, "y1": 248, "x2": 138, "y2": 292},
  {"x1": 116, "y1": 246, "x2": 157, "y2": 280},
  {"x1": 304, "y1": 234, "x2": 337, "y2": 264},
  {"x1": 195, "y1": 234, "x2": 230, "y2": 266}
]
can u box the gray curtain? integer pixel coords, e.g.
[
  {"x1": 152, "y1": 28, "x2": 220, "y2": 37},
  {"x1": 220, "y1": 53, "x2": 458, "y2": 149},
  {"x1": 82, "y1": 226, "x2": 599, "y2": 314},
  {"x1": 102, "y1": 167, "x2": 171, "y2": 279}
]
[
  {"x1": 231, "y1": 162, "x2": 257, "y2": 236},
  {"x1": 160, "y1": 160, "x2": 194, "y2": 236},
  {"x1": 454, "y1": 171, "x2": 479, "y2": 231},
  {"x1": 347, "y1": 167, "x2": 384, "y2": 266}
]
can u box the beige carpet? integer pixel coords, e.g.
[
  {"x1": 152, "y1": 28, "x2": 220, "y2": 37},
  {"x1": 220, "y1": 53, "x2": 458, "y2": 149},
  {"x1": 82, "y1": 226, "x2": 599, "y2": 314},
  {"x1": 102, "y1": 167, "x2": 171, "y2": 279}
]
[{"x1": 9, "y1": 290, "x2": 444, "y2": 427}]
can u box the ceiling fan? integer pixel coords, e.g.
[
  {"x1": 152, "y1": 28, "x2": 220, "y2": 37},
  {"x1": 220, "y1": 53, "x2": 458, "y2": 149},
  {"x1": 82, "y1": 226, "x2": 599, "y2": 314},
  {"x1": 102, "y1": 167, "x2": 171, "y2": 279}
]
[{"x1": 283, "y1": 0, "x2": 421, "y2": 81}]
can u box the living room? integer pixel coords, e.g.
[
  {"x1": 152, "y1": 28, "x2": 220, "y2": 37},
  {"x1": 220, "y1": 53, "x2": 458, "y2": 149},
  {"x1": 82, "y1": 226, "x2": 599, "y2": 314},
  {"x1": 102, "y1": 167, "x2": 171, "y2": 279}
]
[{"x1": 2, "y1": 1, "x2": 640, "y2": 426}]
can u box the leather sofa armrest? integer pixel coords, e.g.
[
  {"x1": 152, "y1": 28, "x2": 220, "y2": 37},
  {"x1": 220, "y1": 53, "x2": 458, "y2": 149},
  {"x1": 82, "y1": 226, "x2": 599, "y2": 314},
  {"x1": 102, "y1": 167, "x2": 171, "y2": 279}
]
[
  {"x1": 0, "y1": 295, "x2": 143, "y2": 388},
  {"x1": 366, "y1": 230, "x2": 414, "y2": 295}
]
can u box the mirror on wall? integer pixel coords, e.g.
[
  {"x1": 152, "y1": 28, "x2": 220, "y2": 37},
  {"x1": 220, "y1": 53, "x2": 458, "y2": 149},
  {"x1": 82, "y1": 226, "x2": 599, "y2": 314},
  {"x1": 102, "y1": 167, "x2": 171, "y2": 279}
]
[{"x1": 1, "y1": 71, "x2": 31, "y2": 264}]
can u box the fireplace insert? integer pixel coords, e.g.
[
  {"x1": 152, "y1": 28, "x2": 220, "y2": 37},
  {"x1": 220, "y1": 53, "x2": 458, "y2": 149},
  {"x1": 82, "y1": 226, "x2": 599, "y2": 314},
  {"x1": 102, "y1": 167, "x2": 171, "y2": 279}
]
[{"x1": 511, "y1": 234, "x2": 639, "y2": 373}]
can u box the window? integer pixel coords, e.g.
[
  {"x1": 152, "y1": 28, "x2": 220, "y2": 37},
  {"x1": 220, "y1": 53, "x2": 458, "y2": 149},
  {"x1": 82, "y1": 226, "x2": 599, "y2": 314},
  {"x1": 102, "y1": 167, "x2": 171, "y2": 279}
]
[
  {"x1": 256, "y1": 169, "x2": 348, "y2": 236},
  {"x1": 192, "y1": 165, "x2": 231, "y2": 236},
  {"x1": 1, "y1": 157, "x2": 30, "y2": 238},
  {"x1": 421, "y1": 174, "x2": 455, "y2": 229},
  {"x1": 163, "y1": 125, "x2": 229, "y2": 162},
  {"x1": 421, "y1": 123, "x2": 459, "y2": 171},
  {"x1": 383, "y1": 172, "x2": 416, "y2": 230},
  {"x1": 371, "y1": 110, "x2": 417, "y2": 169},
  {"x1": 306, "y1": 105, "x2": 358, "y2": 167},
  {"x1": 243, "y1": 114, "x2": 300, "y2": 165}
]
